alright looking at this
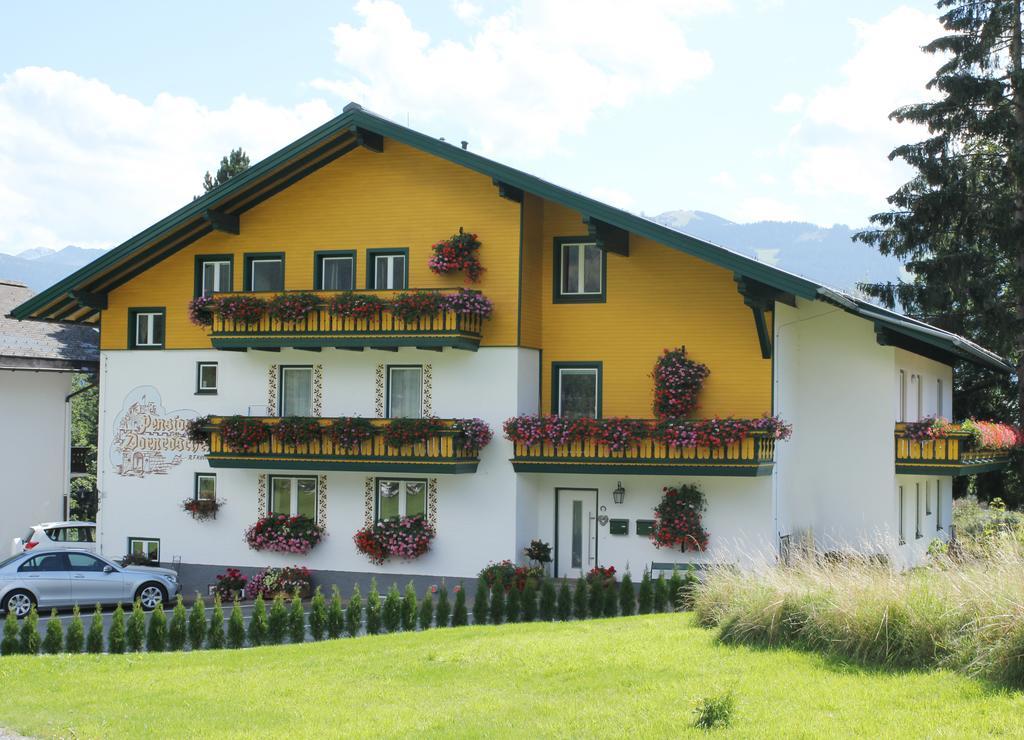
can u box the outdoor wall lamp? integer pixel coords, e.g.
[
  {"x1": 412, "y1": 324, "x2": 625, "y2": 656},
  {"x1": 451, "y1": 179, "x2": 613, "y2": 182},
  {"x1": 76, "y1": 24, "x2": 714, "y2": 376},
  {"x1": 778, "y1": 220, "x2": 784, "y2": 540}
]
[{"x1": 612, "y1": 482, "x2": 626, "y2": 504}]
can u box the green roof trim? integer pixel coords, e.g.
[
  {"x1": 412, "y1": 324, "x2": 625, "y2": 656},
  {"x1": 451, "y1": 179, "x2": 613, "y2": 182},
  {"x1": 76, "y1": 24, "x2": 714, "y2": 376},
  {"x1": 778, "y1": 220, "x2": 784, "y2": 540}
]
[{"x1": 7, "y1": 103, "x2": 1012, "y2": 374}]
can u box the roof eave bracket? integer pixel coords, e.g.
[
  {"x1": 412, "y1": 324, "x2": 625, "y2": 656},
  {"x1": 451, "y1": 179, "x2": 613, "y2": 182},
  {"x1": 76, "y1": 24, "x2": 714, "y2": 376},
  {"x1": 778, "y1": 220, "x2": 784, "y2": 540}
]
[
  {"x1": 354, "y1": 127, "x2": 384, "y2": 153},
  {"x1": 203, "y1": 209, "x2": 240, "y2": 235},
  {"x1": 492, "y1": 178, "x2": 523, "y2": 203},
  {"x1": 583, "y1": 216, "x2": 629, "y2": 256},
  {"x1": 68, "y1": 289, "x2": 107, "y2": 311}
]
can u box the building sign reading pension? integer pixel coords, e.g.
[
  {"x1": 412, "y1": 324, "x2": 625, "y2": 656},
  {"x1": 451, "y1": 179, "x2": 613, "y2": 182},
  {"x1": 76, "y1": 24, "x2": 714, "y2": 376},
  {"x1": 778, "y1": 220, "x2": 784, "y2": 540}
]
[{"x1": 110, "y1": 386, "x2": 205, "y2": 478}]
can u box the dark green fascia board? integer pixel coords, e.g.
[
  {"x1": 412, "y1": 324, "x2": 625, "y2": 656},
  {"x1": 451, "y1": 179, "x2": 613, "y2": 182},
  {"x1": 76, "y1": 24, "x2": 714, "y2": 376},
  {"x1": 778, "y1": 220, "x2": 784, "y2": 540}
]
[
  {"x1": 207, "y1": 456, "x2": 479, "y2": 474},
  {"x1": 895, "y1": 461, "x2": 1011, "y2": 477},
  {"x1": 203, "y1": 209, "x2": 239, "y2": 235},
  {"x1": 510, "y1": 460, "x2": 775, "y2": 477},
  {"x1": 210, "y1": 335, "x2": 481, "y2": 351},
  {"x1": 874, "y1": 321, "x2": 1012, "y2": 374},
  {"x1": 583, "y1": 216, "x2": 629, "y2": 256}
]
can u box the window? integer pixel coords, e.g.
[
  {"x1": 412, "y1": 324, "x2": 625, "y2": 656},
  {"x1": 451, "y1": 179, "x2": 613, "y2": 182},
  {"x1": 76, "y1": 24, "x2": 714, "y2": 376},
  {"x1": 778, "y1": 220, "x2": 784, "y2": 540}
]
[
  {"x1": 196, "y1": 474, "x2": 216, "y2": 501},
  {"x1": 898, "y1": 486, "x2": 905, "y2": 545},
  {"x1": 245, "y1": 254, "x2": 284, "y2": 292},
  {"x1": 368, "y1": 250, "x2": 408, "y2": 290},
  {"x1": 937, "y1": 379, "x2": 944, "y2": 418},
  {"x1": 67, "y1": 553, "x2": 107, "y2": 572},
  {"x1": 554, "y1": 238, "x2": 605, "y2": 303},
  {"x1": 387, "y1": 366, "x2": 422, "y2": 419},
  {"x1": 279, "y1": 366, "x2": 313, "y2": 417},
  {"x1": 921, "y1": 483, "x2": 929, "y2": 540},
  {"x1": 376, "y1": 479, "x2": 426, "y2": 521},
  {"x1": 553, "y1": 363, "x2": 601, "y2": 419},
  {"x1": 44, "y1": 526, "x2": 95, "y2": 543},
  {"x1": 925, "y1": 480, "x2": 932, "y2": 515},
  {"x1": 898, "y1": 370, "x2": 906, "y2": 422},
  {"x1": 315, "y1": 252, "x2": 356, "y2": 291},
  {"x1": 129, "y1": 309, "x2": 165, "y2": 349},
  {"x1": 19, "y1": 552, "x2": 67, "y2": 573},
  {"x1": 196, "y1": 256, "x2": 232, "y2": 296},
  {"x1": 936, "y1": 479, "x2": 943, "y2": 531},
  {"x1": 128, "y1": 538, "x2": 160, "y2": 563},
  {"x1": 269, "y1": 477, "x2": 317, "y2": 520},
  {"x1": 196, "y1": 362, "x2": 218, "y2": 394},
  {"x1": 915, "y1": 374, "x2": 923, "y2": 421}
]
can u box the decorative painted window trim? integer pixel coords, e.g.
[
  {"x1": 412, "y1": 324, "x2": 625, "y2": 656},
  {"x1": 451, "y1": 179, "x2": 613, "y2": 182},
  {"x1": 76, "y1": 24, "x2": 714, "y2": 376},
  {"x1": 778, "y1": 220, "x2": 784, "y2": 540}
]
[
  {"x1": 428, "y1": 478, "x2": 438, "y2": 525},
  {"x1": 363, "y1": 477, "x2": 374, "y2": 527},
  {"x1": 551, "y1": 361, "x2": 603, "y2": 418},
  {"x1": 313, "y1": 364, "x2": 323, "y2": 416},
  {"x1": 318, "y1": 474, "x2": 328, "y2": 529},
  {"x1": 194, "y1": 254, "x2": 234, "y2": 297},
  {"x1": 267, "y1": 366, "x2": 278, "y2": 415},
  {"x1": 423, "y1": 363, "x2": 433, "y2": 415},
  {"x1": 258, "y1": 474, "x2": 268, "y2": 517},
  {"x1": 375, "y1": 365, "x2": 385, "y2": 416},
  {"x1": 196, "y1": 362, "x2": 218, "y2": 395},
  {"x1": 127, "y1": 307, "x2": 166, "y2": 350},
  {"x1": 552, "y1": 236, "x2": 606, "y2": 304}
]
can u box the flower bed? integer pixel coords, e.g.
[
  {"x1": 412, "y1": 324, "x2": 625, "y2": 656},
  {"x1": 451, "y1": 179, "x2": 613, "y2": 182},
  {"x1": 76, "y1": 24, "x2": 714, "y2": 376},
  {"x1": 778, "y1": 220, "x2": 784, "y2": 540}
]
[
  {"x1": 267, "y1": 292, "x2": 319, "y2": 323},
  {"x1": 428, "y1": 229, "x2": 484, "y2": 281},
  {"x1": 586, "y1": 565, "x2": 617, "y2": 589},
  {"x1": 274, "y1": 417, "x2": 322, "y2": 447},
  {"x1": 243, "y1": 566, "x2": 312, "y2": 599},
  {"x1": 213, "y1": 567, "x2": 248, "y2": 600},
  {"x1": 220, "y1": 416, "x2": 268, "y2": 452},
  {"x1": 330, "y1": 416, "x2": 375, "y2": 450},
  {"x1": 651, "y1": 484, "x2": 708, "y2": 552},
  {"x1": 353, "y1": 514, "x2": 435, "y2": 565},
  {"x1": 478, "y1": 560, "x2": 544, "y2": 592},
  {"x1": 244, "y1": 514, "x2": 326, "y2": 554},
  {"x1": 652, "y1": 346, "x2": 710, "y2": 418}
]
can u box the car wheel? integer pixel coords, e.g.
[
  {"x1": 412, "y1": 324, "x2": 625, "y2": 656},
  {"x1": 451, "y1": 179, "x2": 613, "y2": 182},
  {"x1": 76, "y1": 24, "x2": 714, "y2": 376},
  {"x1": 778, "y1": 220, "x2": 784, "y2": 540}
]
[
  {"x1": 3, "y1": 590, "x2": 35, "y2": 618},
  {"x1": 135, "y1": 583, "x2": 167, "y2": 611}
]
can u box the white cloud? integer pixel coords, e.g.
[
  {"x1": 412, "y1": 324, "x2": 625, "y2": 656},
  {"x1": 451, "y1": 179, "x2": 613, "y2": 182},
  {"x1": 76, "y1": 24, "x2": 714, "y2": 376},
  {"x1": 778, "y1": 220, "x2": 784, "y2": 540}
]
[
  {"x1": 0, "y1": 67, "x2": 334, "y2": 255},
  {"x1": 711, "y1": 171, "x2": 736, "y2": 188},
  {"x1": 772, "y1": 93, "x2": 804, "y2": 113},
  {"x1": 586, "y1": 186, "x2": 636, "y2": 211},
  {"x1": 311, "y1": 0, "x2": 726, "y2": 157},
  {"x1": 451, "y1": 1, "x2": 482, "y2": 22}
]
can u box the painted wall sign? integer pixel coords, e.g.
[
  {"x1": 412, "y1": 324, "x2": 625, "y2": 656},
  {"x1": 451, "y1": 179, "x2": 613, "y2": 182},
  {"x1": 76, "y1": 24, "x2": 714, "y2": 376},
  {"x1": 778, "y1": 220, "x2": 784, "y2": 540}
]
[{"x1": 110, "y1": 386, "x2": 204, "y2": 478}]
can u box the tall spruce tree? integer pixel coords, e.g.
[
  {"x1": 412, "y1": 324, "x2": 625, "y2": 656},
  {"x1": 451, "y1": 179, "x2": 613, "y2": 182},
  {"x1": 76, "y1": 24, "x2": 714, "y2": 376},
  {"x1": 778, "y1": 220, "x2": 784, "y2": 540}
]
[
  {"x1": 856, "y1": 0, "x2": 1024, "y2": 501},
  {"x1": 202, "y1": 148, "x2": 250, "y2": 192}
]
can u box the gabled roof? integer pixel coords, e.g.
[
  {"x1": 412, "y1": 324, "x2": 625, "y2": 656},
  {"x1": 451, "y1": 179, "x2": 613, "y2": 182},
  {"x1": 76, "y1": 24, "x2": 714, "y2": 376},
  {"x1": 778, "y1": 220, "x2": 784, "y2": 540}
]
[
  {"x1": 0, "y1": 280, "x2": 98, "y2": 371},
  {"x1": 7, "y1": 103, "x2": 1012, "y2": 373}
]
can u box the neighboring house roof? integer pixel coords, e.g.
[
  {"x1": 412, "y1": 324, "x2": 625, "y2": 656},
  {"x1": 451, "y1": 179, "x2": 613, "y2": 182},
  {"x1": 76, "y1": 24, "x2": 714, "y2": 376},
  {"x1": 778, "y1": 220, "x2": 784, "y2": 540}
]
[
  {"x1": 0, "y1": 280, "x2": 98, "y2": 371},
  {"x1": 6, "y1": 103, "x2": 1012, "y2": 373}
]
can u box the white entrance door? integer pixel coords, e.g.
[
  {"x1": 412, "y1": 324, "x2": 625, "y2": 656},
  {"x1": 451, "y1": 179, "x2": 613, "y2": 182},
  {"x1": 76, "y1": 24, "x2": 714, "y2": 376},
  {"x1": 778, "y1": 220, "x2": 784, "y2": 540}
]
[{"x1": 556, "y1": 489, "x2": 597, "y2": 578}]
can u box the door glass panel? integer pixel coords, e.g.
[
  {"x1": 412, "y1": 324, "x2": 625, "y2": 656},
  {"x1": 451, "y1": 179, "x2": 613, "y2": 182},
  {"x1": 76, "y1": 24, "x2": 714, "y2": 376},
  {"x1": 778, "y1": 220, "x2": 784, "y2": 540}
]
[
  {"x1": 559, "y1": 369, "x2": 597, "y2": 419},
  {"x1": 321, "y1": 257, "x2": 354, "y2": 290},
  {"x1": 251, "y1": 259, "x2": 283, "y2": 292},
  {"x1": 281, "y1": 368, "x2": 313, "y2": 417},
  {"x1": 68, "y1": 553, "x2": 105, "y2": 572},
  {"x1": 270, "y1": 478, "x2": 292, "y2": 516},
  {"x1": 406, "y1": 482, "x2": 426, "y2": 517},
  {"x1": 378, "y1": 480, "x2": 400, "y2": 520},
  {"x1": 388, "y1": 367, "x2": 422, "y2": 418},
  {"x1": 571, "y1": 500, "x2": 582, "y2": 569},
  {"x1": 297, "y1": 478, "x2": 317, "y2": 519}
]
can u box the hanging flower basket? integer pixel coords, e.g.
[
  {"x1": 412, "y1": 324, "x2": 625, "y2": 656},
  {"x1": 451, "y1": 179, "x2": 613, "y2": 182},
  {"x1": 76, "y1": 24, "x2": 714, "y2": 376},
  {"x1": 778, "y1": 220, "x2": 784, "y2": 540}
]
[
  {"x1": 428, "y1": 228, "x2": 484, "y2": 282},
  {"x1": 186, "y1": 415, "x2": 212, "y2": 448},
  {"x1": 650, "y1": 484, "x2": 709, "y2": 552},
  {"x1": 451, "y1": 418, "x2": 493, "y2": 453},
  {"x1": 443, "y1": 289, "x2": 494, "y2": 318},
  {"x1": 652, "y1": 346, "x2": 710, "y2": 418},
  {"x1": 182, "y1": 497, "x2": 224, "y2": 521},
  {"x1": 188, "y1": 295, "x2": 217, "y2": 327}
]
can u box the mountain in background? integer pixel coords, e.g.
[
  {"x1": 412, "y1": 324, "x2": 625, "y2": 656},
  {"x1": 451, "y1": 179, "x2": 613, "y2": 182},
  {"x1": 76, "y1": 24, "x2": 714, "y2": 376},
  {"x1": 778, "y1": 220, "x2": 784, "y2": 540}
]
[
  {"x1": 0, "y1": 246, "x2": 108, "y2": 291},
  {"x1": 651, "y1": 210, "x2": 904, "y2": 293},
  {"x1": 0, "y1": 212, "x2": 903, "y2": 295}
]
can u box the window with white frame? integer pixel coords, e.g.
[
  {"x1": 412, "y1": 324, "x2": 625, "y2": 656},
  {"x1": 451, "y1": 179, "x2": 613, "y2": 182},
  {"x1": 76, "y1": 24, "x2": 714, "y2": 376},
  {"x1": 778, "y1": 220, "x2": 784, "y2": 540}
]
[
  {"x1": 269, "y1": 476, "x2": 317, "y2": 520},
  {"x1": 936, "y1": 479, "x2": 943, "y2": 530},
  {"x1": 925, "y1": 480, "x2": 932, "y2": 515},
  {"x1": 916, "y1": 483, "x2": 923, "y2": 539},
  {"x1": 197, "y1": 362, "x2": 218, "y2": 394},
  {"x1": 128, "y1": 538, "x2": 160, "y2": 563},
  {"x1": 318, "y1": 254, "x2": 355, "y2": 290},
  {"x1": 915, "y1": 374, "x2": 923, "y2": 421},
  {"x1": 555, "y1": 365, "x2": 600, "y2": 419},
  {"x1": 898, "y1": 370, "x2": 907, "y2": 422},
  {"x1": 248, "y1": 257, "x2": 284, "y2": 292},
  {"x1": 371, "y1": 253, "x2": 407, "y2": 290},
  {"x1": 199, "y1": 258, "x2": 232, "y2": 296},
  {"x1": 387, "y1": 366, "x2": 422, "y2": 418},
  {"x1": 898, "y1": 486, "x2": 905, "y2": 545},
  {"x1": 376, "y1": 479, "x2": 426, "y2": 521},
  {"x1": 132, "y1": 310, "x2": 165, "y2": 349},
  {"x1": 279, "y1": 366, "x2": 313, "y2": 417},
  {"x1": 196, "y1": 474, "x2": 216, "y2": 501},
  {"x1": 558, "y1": 241, "x2": 603, "y2": 298},
  {"x1": 937, "y1": 379, "x2": 944, "y2": 418}
]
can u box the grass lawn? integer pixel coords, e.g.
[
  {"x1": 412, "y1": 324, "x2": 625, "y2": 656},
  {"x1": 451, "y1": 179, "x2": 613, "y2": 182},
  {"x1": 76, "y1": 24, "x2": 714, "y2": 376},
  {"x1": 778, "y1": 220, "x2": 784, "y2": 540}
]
[{"x1": 1, "y1": 613, "x2": 1021, "y2": 738}]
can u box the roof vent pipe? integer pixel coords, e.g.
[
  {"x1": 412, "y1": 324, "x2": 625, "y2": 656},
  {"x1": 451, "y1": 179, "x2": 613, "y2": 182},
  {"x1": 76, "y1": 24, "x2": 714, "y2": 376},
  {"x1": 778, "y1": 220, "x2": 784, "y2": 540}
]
[{"x1": 461, "y1": 141, "x2": 468, "y2": 150}]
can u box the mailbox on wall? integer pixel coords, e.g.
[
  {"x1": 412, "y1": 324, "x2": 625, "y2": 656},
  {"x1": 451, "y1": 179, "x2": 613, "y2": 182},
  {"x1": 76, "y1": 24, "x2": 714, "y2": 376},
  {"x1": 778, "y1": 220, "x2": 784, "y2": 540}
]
[
  {"x1": 609, "y1": 518, "x2": 629, "y2": 535},
  {"x1": 635, "y1": 519, "x2": 655, "y2": 536}
]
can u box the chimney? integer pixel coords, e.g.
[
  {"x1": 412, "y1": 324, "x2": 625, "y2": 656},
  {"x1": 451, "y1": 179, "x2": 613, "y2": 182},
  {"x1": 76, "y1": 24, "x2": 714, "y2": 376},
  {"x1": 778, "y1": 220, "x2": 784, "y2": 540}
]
[{"x1": 461, "y1": 141, "x2": 468, "y2": 150}]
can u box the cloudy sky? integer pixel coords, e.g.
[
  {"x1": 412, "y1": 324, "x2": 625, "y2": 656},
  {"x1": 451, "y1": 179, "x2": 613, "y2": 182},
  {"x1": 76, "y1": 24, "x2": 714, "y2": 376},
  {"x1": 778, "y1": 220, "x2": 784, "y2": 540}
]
[{"x1": 0, "y1": 0, "x2": 944, "y2": 255}]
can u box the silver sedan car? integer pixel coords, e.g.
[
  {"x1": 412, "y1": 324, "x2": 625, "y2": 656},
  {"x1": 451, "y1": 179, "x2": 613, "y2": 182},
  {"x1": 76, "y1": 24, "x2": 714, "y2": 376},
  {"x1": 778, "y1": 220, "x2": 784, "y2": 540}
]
[{"x1": 0, "y1": 549, "x2": 181, "y2": 617}]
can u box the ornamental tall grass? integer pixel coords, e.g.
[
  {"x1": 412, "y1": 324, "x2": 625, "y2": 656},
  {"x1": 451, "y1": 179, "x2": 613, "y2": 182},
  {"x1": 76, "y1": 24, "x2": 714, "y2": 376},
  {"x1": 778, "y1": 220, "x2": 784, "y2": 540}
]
[{"x1": 694, "y1": 534, "x2": 1024, "y2": 687}]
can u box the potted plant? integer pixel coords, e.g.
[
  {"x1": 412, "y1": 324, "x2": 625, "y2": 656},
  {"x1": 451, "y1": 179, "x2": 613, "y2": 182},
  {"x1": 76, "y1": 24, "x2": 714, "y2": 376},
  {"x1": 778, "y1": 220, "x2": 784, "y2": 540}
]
[{"x1": 182, "y1": 496, "x2": 224, "y2": 521}]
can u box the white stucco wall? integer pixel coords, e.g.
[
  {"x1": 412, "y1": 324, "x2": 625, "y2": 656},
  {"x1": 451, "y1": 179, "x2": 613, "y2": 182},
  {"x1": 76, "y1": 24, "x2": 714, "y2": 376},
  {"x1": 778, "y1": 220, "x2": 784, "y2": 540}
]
[
  {"x1": 97, "y1": 347, "x2": 530, "y2": 577},
  {"x1": 893, "y1": 348, "x2": 954, "y2": 422},
  {"x1": 0, "y1": 370, "x2": 71, "y2": 549}
]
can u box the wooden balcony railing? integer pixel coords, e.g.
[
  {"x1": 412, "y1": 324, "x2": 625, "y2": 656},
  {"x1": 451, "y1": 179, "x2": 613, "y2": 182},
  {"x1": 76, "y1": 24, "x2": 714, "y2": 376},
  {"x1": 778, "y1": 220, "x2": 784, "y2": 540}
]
[
  {"x1": 894, "y1": 424, "x2": 1012, "y2": 476},
  {"x1": 205, "y1": 289, "x2": 485, "y2": 351},
  {"x1": 510, "y1": 429, "x2": 776, "y2": 476},
  {"x1": 204, "y1": 417, "x2": 480, "y2": 474}
]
